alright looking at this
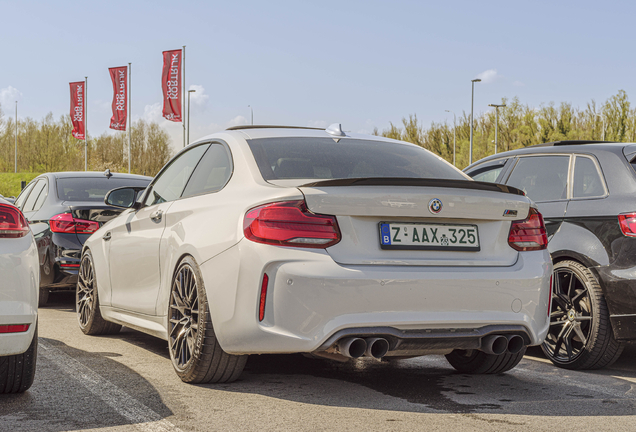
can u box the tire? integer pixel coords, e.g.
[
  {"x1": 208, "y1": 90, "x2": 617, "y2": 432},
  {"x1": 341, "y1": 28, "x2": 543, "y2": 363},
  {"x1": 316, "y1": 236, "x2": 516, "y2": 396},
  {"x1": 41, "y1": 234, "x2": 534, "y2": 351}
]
[
  {"x1": 541, "y1": 260, "x2": 624, "y2": 370},
  {"x1": 0, "y1": 322, "x2": 37, "y2": 394},
  {"x1": 38, "y1": 287, "x2": 49, "y2": 307},
  {"x1": 168, "y1": 256, "x2": 247, "y2": 384},
  {"x1": 445, "y1": 347, "x2": 526, "y2": 374},
  {"x1": 77, "y1": 250, "x2": 121, "y2": 336}
]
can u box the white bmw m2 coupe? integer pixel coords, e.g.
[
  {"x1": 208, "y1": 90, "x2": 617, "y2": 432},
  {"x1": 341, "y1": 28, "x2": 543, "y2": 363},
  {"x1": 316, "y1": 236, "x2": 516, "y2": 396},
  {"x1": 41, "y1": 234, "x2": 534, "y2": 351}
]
[{"x1": 77, "y1": 124, "x2": 551, "y2": 383}]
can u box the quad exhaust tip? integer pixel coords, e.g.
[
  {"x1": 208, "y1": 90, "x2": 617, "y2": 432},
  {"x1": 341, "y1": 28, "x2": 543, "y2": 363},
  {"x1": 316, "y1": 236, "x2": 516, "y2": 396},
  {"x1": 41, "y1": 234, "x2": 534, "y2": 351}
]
[
  {"x1": 481, "y1": 334, "x2": 526, "y2": 355},
  {"x1": 364, "y1": 338, "x2": 390, "y2": 359},
  {"x1": 337, "y1": 337, "x2": 367, "y2": 358}
]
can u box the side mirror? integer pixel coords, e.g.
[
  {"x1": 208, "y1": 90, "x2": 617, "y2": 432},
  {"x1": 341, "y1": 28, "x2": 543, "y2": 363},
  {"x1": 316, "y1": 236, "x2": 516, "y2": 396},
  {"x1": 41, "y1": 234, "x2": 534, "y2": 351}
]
[{"x1": 105, "y1": 187, "x2": 145, "y2": 209}]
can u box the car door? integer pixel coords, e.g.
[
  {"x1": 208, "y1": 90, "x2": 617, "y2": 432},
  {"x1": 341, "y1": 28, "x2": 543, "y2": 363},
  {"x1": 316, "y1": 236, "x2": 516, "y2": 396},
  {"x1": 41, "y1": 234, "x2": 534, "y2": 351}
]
[
  {"x1": 108, "y1": 144, "x2": 210, "y2": 315},
  {"x1": 504, "y1": 154, "x2": 571, "y2": 239}
]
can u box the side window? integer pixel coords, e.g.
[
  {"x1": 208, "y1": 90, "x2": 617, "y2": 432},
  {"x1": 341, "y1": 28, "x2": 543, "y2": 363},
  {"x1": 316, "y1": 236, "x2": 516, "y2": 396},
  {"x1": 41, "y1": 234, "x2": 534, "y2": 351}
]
[
  {"x1": 573, "y1": 156, "x2": 605, "y2": 198},
  {"x1": 506, "y1": 156, "x2": 570, "y2": 202},
  {"x1": 22, "y1": 179, "x2": 46, "y2": 212},
  {"x1": 14, "y1": 181, "x2": 37, "y2": 209},
  {"x1": 32, "y1": 180, "x2": 49, "y2": 211},
  {"x1": 181, "y1": 144, "x2": 232, "y2": 198},
  {"x1": 144, "y1": 144, "x2": 210, "y2": 206},
  {"x1": 467, "y1": 159, "x2": 508, "y2": 183}
]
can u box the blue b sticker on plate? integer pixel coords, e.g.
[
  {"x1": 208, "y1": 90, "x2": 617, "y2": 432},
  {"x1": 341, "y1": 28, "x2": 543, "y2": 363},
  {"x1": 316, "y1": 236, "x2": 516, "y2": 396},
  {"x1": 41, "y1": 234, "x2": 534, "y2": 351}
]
[{"x1": 380, "y1": 223, "x2": 391, "y2": 245}]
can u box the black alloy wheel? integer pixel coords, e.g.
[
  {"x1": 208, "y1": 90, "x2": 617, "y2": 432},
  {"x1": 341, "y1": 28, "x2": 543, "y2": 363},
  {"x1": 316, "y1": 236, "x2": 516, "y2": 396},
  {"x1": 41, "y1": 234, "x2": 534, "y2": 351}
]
[
  {"x1": 168, "y1": 256, "x2": 247, "y2": 383},
  {"x1": 541, "y1": 260, "x2": 623, "y2": 369},
  {"x1": 76, "y1": 250, "x2": 121, "y2": 335}
]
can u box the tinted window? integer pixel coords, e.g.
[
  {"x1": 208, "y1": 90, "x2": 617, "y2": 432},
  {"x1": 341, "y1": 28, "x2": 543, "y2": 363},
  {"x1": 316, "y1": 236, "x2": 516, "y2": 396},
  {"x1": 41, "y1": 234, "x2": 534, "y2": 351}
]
[
  {"x1": 573, "y1": 156, "x2": 605, "y2": 198},
  {"x1": 248, "y1": 138, "x2": 466, "y2": 181},
  {"x1": 57, "y1": 177, "x2": 151, "y2": 202},
  {"x1": 145, "y1": 144, "x2": 210, "y2": 206},
  {"x1": 506, "y1": 156, "x2": 570, "y2": 202},
  {"x1": 182, "y1": 144, "x2": 232, "y2": 198},
  {"x1": 32, "y1": 180, "x2": 49, "y2": 211},
  {"x1": 23, "y1": 179, "x2": 46, "y2": 212},
  {"x1": 468, "y1": 160, "x2": 508, "y2": 183},
  {"x1": 14, "y1": 181, "x2": 37, "y2": 209}
]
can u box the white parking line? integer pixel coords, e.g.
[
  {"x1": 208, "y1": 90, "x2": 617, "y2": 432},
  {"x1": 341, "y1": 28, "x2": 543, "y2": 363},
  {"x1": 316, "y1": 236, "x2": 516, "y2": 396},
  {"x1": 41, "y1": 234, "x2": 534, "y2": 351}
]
[{"x1": 39, "y1": 340, "x2": 183, "y2": 432}]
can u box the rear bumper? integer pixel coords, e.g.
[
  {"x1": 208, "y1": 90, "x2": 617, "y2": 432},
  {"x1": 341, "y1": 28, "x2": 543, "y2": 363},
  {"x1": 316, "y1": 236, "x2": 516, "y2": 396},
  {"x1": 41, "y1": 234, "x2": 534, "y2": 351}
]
[
  {"x1": 0, "y1": 235, "x2": 39, "y2": 356},
  {"x1": 201, "y1": 241, "x2": 552, "y2": 355}
]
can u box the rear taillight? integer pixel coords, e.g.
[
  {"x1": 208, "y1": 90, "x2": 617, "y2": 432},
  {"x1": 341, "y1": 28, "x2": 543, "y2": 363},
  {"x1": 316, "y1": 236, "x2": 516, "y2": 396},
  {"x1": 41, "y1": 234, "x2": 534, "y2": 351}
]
[
  {"x1": 0, "y1": 204, "x2": 29, "y2": 238},
  {"x1": 508, "y1": 207, "x2": 548, "y2": 251},
  {"x1": 244, "y1": 200, "x2": 341, "y2": 248},
  {"x1": 0, "y1": 324, "x2": 29, "y2": 333},
  {"x1": 618, "y1": 213, "x2": 636, "y2": 237},
  {"x1": 50, "y1": 213, "x2": 99, "y2": 234}
]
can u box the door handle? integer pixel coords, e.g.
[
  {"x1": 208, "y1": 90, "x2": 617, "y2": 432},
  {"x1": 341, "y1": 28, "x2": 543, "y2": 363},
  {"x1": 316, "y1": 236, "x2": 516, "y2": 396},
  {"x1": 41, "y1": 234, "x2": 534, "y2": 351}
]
[
  {"x1": 103, "y1": 232, "x2": 111, "y2": 241},
  {"x1": 150, "y1": 210, "x2": 163, "y2": 223}
]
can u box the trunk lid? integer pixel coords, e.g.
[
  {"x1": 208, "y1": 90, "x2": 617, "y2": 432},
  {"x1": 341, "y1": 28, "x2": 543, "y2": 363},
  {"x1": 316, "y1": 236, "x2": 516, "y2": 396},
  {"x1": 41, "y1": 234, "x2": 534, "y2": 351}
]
[{"x1": 299, "y1": 178, "x2": 531, "y2": 267}]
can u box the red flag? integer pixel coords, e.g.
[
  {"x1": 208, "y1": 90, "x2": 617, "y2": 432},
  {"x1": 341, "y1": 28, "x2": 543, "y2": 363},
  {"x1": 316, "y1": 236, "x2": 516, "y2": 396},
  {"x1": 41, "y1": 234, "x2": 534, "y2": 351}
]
[
  {"x1": 161, "y1": 49, "x2": 182, "y2": 122},
  {"x1": 70, "y1": 81, "x2": 85, "y2": 140},
  {"x1": 109, "y1": 66, "x2": 127, "y2": 131}
]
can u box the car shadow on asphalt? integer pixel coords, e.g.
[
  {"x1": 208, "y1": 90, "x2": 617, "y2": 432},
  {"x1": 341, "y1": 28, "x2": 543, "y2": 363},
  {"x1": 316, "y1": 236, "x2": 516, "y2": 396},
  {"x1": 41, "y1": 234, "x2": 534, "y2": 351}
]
[{"x1": 0, "y1": 338, "x2": 174, "y2": 432}]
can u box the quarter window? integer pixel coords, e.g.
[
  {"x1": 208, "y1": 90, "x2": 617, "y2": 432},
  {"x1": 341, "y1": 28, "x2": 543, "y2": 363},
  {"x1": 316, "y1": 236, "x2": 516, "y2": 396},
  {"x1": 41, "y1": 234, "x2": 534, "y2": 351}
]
[
  {"x1": 506, "y1": 156, "x2": 570, "y2": 202},
  {"x1": 182, "y1": 144, "x2": 232, "y2": 198},
  {"x1": 573, "y1": 156, "x2": 605, "y2": 198},
  {"x1": 144, "y1": 144, "x2": 210, "y2": 206},
  {"x1": 22, "y1": 179, "x2": 46, "y2": 212},
  {"x1": 14, "y1": 181, "x2": 37, "y2": 209}
]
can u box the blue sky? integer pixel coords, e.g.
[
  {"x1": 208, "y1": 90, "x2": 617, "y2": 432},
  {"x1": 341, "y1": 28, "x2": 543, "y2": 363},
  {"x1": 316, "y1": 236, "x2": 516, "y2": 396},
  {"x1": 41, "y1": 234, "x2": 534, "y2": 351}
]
[{"x1": 0, "y1": 0, "x2": 633, "y2": 150}]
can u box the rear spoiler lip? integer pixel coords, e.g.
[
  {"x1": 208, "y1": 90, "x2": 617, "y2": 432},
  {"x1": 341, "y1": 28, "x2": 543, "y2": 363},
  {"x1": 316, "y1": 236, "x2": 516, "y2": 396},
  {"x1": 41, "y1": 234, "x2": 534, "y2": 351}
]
[{"x1": 299, "y1": 177, "x2": 526, "y2": 196}]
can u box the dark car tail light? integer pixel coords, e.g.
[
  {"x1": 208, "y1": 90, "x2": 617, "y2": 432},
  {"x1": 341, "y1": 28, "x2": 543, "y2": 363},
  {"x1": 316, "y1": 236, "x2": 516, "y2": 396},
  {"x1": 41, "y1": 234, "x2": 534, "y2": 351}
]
[
  {"x1": 244, "y1": 200, "x2": 341, "y2": 248},
  {"x1": 0, "y1": 204, "x2": 29, "y2": 238},
  {"x1": 50, "y1": 213, "x2": 99, "y2": 234},
  {"x1": 508, "y1": 207, "x2": 548, "y2": 251},
  {"x1": 618, "y1": 213, "x2": 636, "y2": 237}
]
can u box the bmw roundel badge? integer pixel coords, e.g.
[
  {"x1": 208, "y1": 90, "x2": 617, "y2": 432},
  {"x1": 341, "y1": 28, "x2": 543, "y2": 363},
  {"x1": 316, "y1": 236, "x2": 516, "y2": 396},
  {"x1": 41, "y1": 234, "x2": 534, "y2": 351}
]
[{"x1": 429, "y1": 198, "x2": 443, "y2": 214}]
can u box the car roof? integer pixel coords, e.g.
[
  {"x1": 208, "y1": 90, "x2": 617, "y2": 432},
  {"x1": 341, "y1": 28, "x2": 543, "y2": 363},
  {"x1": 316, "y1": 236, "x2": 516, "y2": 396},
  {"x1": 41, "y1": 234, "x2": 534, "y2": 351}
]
[
  {"x1": 465, "y1": 141, "x2": 636, "y2": 170},
  {"x1": 42, "y1": 171, "x2": 152, "y2": 181},
  {"x1": 198, "y1": 125, "x2": 410, "y2": 145}
]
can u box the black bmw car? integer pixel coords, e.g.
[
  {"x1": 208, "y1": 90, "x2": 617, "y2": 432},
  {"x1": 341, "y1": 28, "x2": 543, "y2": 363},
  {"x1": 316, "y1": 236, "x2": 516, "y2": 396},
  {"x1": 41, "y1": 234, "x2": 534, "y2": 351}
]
[
  {"x1": 14, "y1": 171, "x2": 151, "y2": 305},
  {"x1": 465, "y1": 140, "x2": 636, "y2": 370}
]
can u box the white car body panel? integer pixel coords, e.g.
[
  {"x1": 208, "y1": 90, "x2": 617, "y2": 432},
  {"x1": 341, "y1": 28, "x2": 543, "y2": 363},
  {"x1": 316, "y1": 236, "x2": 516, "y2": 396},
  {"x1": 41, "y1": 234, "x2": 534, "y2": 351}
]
[
  {"x1": 82, "y1": 128, "x2": 552, "y2": 358},
  {"x1": 0, "y1": 218, "x2": 39, "y2": 356}
]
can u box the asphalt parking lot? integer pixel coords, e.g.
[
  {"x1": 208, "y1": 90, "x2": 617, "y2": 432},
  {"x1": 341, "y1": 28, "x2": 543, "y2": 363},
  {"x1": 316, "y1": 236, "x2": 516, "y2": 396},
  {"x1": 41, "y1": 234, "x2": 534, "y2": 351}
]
[{"x1": 2, "y1": 292, "x2": 636, "y2": 432}]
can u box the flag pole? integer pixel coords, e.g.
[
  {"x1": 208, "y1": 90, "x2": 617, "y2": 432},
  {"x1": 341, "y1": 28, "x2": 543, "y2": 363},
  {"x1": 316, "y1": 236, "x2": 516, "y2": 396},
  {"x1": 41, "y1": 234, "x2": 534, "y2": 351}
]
[
  {"x1": 182, "y1": 45, "x2": 186, "y2": 148},
  {"x1": 85, "y1": 76, "x2": 88, "y2": 171},
  {"x1": 14, "y1": 101, "x2": 17, "y2": 173},
  {"x1": 128, "y1": 62, "x2": 132, "y2": 173}
]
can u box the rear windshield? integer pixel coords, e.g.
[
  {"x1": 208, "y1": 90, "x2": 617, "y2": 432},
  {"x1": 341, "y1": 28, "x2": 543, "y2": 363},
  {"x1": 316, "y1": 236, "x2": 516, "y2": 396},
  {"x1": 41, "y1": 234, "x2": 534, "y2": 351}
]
[
  {"x1": 247, "y1": 138, "x2": 467, "y2": 181},
  {"x1": 57, "y1": 177, "x2": 151, "y2": 202}
]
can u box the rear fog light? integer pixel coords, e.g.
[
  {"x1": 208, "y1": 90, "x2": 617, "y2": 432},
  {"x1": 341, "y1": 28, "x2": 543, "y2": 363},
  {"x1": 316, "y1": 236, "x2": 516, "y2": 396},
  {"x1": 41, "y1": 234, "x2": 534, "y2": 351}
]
[{"x1": 0, "y1": 324, "x2": 29, "y2": 333}]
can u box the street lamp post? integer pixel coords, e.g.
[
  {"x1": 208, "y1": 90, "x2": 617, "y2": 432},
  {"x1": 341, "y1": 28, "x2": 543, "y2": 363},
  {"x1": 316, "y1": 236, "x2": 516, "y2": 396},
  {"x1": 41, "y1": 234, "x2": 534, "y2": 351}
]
[
  {"x1": 470, "y1": 79, "x2": 481, "y2": 165},
  {"x1": 488, "y1": 103, "x2": 506, "y2": 154},
  {"x1": 445, "y1": 110, "x2": 456, "y2": 166},
  {"x1": 596, "y1": 113, "x2": 606, "y2": 141},
  {"x1": 187, "y1": 89, "x2": 196, "y2": 145},
  {"x1": 248, "y1": 105, "x2": 253, "y2": 125}
]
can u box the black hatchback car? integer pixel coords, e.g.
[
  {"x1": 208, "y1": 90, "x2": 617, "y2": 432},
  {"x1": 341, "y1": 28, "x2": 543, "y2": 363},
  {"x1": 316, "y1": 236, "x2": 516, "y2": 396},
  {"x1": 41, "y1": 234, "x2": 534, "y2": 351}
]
[
  {"x1": 14, "y1": 171, "x2": 151, "y2": 306},
  {"x1": 465, "y1": 141, "x2": 636, "y2": 370}
]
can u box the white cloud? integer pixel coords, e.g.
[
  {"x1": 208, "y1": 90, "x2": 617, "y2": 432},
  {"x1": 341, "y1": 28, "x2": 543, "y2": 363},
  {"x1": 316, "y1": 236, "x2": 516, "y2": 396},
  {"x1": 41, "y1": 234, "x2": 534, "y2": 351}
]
[
  {"x1": 475, "y1": 69, "x2": 500, "y2": 84},
  {"x1": 187, "y1": 84, "x2": 209, "y2": 107},
  {"x1": 307, "y1": 120, "x2": 327, "y2": 128},
  {"x1": 0, "y1": 86, "x2": 22, "y2": 110},
  {"x1": 227, "y1": 115, "x2": 248, "y2": 128}
]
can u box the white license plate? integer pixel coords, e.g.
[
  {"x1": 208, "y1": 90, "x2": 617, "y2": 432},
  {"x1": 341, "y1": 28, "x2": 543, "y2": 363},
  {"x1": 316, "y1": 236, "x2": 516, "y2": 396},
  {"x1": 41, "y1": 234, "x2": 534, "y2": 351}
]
[{"x1": 379, "y1": 222, "x2": 480, "y2": 251}]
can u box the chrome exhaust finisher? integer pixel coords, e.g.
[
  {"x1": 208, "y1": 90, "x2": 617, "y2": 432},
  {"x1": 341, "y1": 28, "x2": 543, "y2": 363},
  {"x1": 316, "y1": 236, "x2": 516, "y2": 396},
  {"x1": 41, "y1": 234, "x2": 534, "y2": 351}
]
[
  {"x1": 337, "y1": 337, "x2": 367, "y2": 358},
  {"x1": 506, "y1": 335, "x2": 525, "y2": 354},
  {"x1": 480, "y1": 335, "x2": 508, "y2": 355},
  {"x1": 364, "y1": 338, "x2": 390, "y2": 359}
]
